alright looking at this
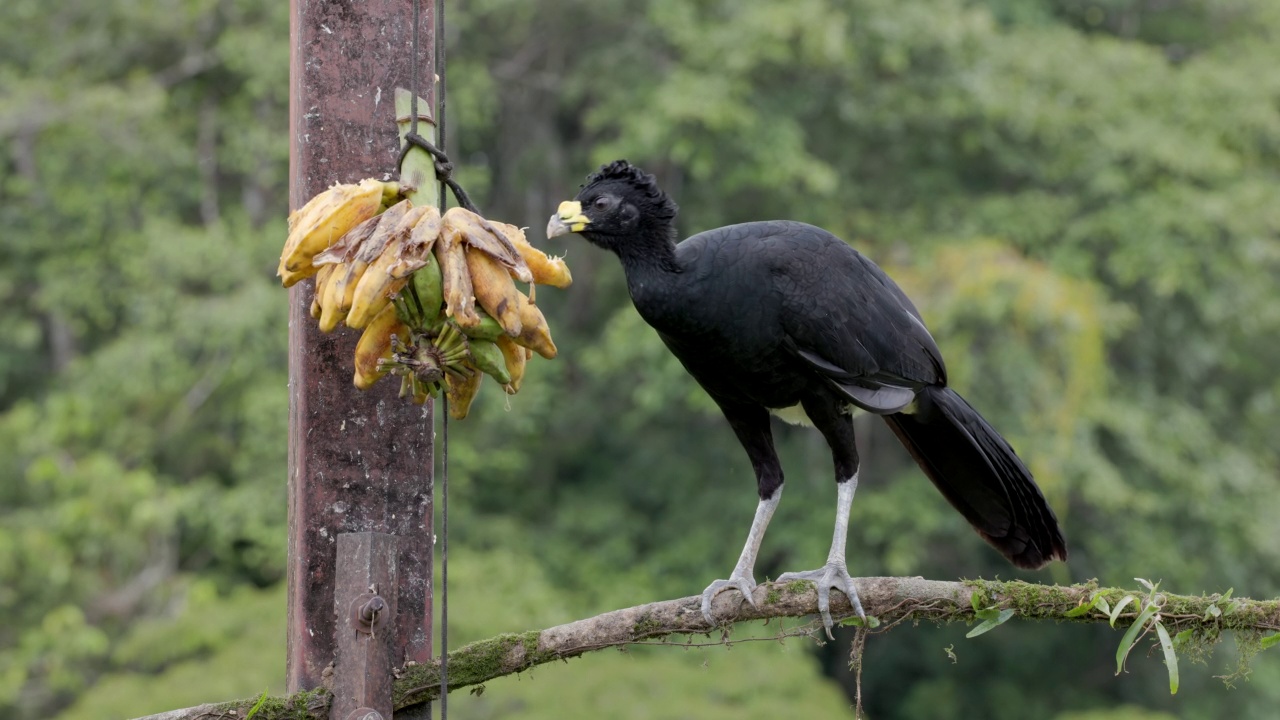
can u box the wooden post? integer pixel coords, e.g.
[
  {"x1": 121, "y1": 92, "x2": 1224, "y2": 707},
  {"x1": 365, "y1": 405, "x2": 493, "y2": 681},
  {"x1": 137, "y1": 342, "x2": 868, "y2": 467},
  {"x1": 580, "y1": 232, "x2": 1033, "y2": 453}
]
[{"x1": 287, "y1": 0, "x2": 437, "y2": 703}]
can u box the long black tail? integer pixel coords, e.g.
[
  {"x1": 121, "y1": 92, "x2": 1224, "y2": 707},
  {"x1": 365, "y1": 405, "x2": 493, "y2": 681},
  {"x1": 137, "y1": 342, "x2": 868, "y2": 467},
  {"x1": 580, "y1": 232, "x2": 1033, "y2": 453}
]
[{"x1": 883, "y1": 386, "x2": 1067, "y2": 569}]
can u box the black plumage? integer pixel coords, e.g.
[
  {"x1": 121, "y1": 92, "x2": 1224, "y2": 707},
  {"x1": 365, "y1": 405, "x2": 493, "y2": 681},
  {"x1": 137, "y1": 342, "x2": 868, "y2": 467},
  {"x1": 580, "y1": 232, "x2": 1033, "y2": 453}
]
[{"x1": 547, "y1": 160, "x2": 1067, "y2": 633}]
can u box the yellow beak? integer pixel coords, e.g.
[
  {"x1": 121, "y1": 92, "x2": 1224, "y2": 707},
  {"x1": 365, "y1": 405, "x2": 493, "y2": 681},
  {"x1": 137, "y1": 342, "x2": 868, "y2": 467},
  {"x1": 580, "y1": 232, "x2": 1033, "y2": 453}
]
[{"x1": 546, "y1": 200, "x2": 591, "y2": 238}]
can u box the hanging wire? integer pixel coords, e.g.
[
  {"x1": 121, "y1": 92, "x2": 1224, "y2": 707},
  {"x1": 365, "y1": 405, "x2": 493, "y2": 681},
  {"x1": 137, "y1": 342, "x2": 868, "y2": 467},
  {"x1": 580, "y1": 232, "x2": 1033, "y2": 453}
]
[
  {"x1": 398, "y1": 0, "x2": 481, "y2": 713},
  {"x1": 435, "y1": 0, "x2": 450, "y2": 716}
]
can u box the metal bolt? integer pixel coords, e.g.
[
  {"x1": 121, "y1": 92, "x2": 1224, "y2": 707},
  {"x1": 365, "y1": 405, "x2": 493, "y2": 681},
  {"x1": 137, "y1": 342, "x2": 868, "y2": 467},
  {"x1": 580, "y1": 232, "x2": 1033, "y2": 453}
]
[
  {"x1": 346, "y1": 708, "x2": 385, "y2": 720},
  {"x1": 359, "y1": 595, "x2": 387, "y2": 626}
]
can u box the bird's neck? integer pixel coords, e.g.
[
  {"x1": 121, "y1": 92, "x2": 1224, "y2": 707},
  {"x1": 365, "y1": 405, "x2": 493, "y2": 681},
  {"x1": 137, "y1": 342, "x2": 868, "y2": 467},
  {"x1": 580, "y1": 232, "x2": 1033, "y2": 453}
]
[
  {"x1": 614, "y1": 225, "x2": 681, "y2": 275},
  {"x1": 613, "y1": 226, "x2": 685, "y2": 320}
]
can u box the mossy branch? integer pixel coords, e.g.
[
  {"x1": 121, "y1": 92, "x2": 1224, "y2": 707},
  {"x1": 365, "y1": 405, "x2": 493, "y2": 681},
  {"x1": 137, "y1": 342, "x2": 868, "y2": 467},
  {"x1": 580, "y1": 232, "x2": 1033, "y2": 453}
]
[{"x1": 130, "y1": 577, "x2": 1280, "y2": 720}]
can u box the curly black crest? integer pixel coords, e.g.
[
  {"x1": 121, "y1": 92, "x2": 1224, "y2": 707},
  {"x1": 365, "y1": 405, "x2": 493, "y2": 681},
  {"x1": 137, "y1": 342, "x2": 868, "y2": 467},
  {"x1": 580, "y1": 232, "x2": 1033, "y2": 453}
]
[{"x1": 583, "y1": 159, "x2": 679, "y2": 222}]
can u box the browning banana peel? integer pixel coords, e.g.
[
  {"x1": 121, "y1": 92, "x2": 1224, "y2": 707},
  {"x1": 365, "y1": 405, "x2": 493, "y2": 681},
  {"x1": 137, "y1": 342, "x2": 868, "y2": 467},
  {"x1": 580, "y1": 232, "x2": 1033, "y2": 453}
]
[{"x1": 464, "y1": 246, "x2": 523, "y2": 337}]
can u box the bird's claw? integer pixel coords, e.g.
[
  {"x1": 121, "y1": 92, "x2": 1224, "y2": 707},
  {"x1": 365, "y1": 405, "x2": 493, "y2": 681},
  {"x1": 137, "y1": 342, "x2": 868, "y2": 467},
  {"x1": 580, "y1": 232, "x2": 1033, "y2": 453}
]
[
  {"x1": 700, "y1": 575, "x2": 759, "y2": 626},
  {"x1": 777, "y1": 562, "x2": 864, "y2": 640}
]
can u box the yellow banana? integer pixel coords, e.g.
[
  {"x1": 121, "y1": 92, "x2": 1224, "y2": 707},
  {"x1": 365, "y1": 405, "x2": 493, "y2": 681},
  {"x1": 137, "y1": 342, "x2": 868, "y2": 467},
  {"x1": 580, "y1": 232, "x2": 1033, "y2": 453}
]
[
  {"x1": 312, "y1": 211, "x2": 383, "y2": 267},
  {"x1": 464, "y1": 246, "x2": 523, "y2": 337},
  {"x1": 310, "y1": 264, "x2": 337, "y2": 319},
  {"x1": 510, "y1": 292, "x2": 558, "y2": 359},
  {"x1": 279, "y1": 265, "x2": 313, "y2": 288},
  {"x1": 279, "y1": 178, "x2": 388, "y2": 279},
  {"x1": 440, "y1": 207, "x2": 533, "y2": 283},
  {"x1": 491, "y1": 220, "x2": 572, "y2": 288},
  {"x1": 444, "y1": 361, "x2": 482, "y2": 419},
  {"x1": 347, "y1": 243, "x2": 411, "y2": 329},
  {"x1": 318, "y1": 265, "x2": 348, "y2": 332},
  {"x1": 436, "y1": 224, "x2": 479, "y2": 326},
  {"x1": 495, "y1": 335, "x2": 526, "y2": 394},
  {"x1": 352, "y1": 303, "x2": 409, "y2": 390}
]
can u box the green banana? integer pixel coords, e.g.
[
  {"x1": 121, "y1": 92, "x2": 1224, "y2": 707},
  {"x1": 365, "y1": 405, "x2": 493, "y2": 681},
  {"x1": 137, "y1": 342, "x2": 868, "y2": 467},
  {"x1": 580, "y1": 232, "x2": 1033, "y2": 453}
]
[
  {"x1": 468, "y1": 338, "x2": 511, "y2": 385},
  {"x1": 409, "y1": 252, "x2": 444, "y2": 328},
  {"x1": 458, "y1": 309, "x2": 505, "y2": 341}
]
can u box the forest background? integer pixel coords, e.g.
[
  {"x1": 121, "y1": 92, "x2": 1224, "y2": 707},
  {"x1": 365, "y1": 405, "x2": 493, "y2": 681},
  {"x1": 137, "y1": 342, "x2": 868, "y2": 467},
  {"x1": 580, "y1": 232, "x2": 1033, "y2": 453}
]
[{"x1": 3, "y1": 1, "x2": 1280, "y2": 718}]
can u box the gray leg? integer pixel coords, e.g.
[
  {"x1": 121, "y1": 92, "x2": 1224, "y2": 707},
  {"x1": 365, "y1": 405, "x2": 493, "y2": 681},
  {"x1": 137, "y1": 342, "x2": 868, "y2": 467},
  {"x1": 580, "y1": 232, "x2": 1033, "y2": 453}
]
[
  {"x1": 777, "y1": 475, "x2": 864, "y2": 639},
  {"x1": 701, "y1": 486, "x2": 782, "y2": 625}
]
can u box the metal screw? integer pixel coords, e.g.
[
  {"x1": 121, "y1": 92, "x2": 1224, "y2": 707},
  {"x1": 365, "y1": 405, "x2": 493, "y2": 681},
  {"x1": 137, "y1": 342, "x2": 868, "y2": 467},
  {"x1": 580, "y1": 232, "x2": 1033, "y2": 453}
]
[
  {"x1": 358, "y1": 595, "x2": 387, "y2": 626},
  {"x1": 346, "y1": 708, "x2": 385, "y2": 720}
]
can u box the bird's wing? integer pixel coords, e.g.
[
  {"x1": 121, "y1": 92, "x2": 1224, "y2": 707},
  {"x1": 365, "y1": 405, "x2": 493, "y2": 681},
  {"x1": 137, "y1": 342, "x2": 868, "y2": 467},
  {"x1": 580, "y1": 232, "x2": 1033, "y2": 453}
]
[{"x1": 773, "y1": 228, "x2": 946, "y2": 412}]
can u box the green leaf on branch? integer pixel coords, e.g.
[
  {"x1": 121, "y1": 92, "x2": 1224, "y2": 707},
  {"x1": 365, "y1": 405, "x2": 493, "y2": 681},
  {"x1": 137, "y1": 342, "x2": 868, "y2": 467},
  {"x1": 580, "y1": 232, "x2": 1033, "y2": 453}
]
[
  {"x1": 1155, "y1": 621, "x2": 1179, "y2": 695},
  {"x1": 1065, "y1": 594, "x2": 1102, "y2": 618},
  {"x1": 1260, "y1": 634, "x2": 1280, "y2": 650},
  {"x1": 244, "y1": 690, "x2": 269, "y2": 719},
  {"x1": 1116, "y1": 603, "x2": 1159, "y2": 674},
  {"x1": 1094, "y1": 595, "x2": 1112, "y2": 617},
  {"x1": 1109, "y1": 595, "x2": 1137, "y2": 627},
  {"x1": 966, "y1": 608, "x2": 1015, "y2": 638},
  {"x1": 1174, "y1": 628, "x2": 1196, "y2": 648}
]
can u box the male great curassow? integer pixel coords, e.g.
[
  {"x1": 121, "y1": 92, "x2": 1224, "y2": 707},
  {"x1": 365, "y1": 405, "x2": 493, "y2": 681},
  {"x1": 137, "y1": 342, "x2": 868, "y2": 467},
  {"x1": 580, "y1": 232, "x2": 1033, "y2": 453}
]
[{"x1": 546, "y1": 160, "x2": 1067, "y2": 636}]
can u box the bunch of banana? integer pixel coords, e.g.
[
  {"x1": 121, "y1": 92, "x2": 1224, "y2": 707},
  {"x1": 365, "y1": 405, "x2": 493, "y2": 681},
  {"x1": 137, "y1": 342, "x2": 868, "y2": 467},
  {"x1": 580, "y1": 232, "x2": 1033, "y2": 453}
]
[{"x1": 280, "y1": 181, "x2": 572, "y2": 420}]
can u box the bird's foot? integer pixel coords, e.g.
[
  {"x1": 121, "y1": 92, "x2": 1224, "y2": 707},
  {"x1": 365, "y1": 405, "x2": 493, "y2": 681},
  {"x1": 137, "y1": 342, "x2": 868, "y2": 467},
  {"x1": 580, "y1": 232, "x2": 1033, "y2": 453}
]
[
  {"x1": 700, "y1": 574, "x2": 759, "y2": 626},
  {"x1": 777, "y1": 562, "x2": 864, "y2": 640}
]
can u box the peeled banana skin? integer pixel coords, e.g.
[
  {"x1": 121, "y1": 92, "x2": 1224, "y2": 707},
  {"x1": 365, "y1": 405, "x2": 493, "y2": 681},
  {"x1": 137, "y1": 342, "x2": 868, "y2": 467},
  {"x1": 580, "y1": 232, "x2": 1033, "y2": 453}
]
[
  {"x1": 490, "y1": 220, "x2": 572, "y2": 289},
  {"x1": 392, "y1": 205, "x2": 442, "y2": 278},
  {"x1": 312, "y1": 212, "x2": 383, "y2": 268},
  {"x1": 332, "y1": 200, "x2": 412, "y2": 315},
  {"x1": 440, "y1": 207, "x2": 533, "y2": 283},
  {"x1": 436, "y1": 225, "x2": 480, "y2": 326}
]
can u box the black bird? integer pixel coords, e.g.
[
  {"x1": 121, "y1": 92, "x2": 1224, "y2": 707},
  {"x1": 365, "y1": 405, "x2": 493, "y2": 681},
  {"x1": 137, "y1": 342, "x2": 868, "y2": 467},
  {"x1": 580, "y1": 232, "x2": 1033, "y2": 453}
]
[{"x1": 546, "y1": 160, "x2": 1067, "y2": 636}]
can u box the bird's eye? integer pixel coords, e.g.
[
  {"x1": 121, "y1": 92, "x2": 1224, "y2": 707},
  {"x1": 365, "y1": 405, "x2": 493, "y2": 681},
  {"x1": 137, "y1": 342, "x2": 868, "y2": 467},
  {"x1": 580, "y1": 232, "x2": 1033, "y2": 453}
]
[{"x1": 593, "y1": 196, "x2": 612, "y2": 210}]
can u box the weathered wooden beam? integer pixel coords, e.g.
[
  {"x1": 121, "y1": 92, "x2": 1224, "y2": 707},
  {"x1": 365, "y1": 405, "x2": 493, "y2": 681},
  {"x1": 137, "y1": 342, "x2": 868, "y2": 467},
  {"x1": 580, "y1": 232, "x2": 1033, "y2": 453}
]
[{"x1": 287, "y1": 0, "x2": 437, "y2": 700}]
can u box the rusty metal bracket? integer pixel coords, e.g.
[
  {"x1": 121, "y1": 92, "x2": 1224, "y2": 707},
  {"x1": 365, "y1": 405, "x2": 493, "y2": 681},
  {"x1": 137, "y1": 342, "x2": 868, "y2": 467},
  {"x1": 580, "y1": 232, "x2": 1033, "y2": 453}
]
[{"x1": 331, "y1": 532, "x2": 398, "y2": 720}]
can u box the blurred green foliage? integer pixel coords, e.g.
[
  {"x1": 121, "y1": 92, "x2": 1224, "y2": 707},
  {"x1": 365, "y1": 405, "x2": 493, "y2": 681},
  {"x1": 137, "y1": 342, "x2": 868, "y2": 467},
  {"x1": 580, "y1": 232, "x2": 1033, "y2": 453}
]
[{"x1": 2, "y1": 0, "x2": 1279, "y2": 718}]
